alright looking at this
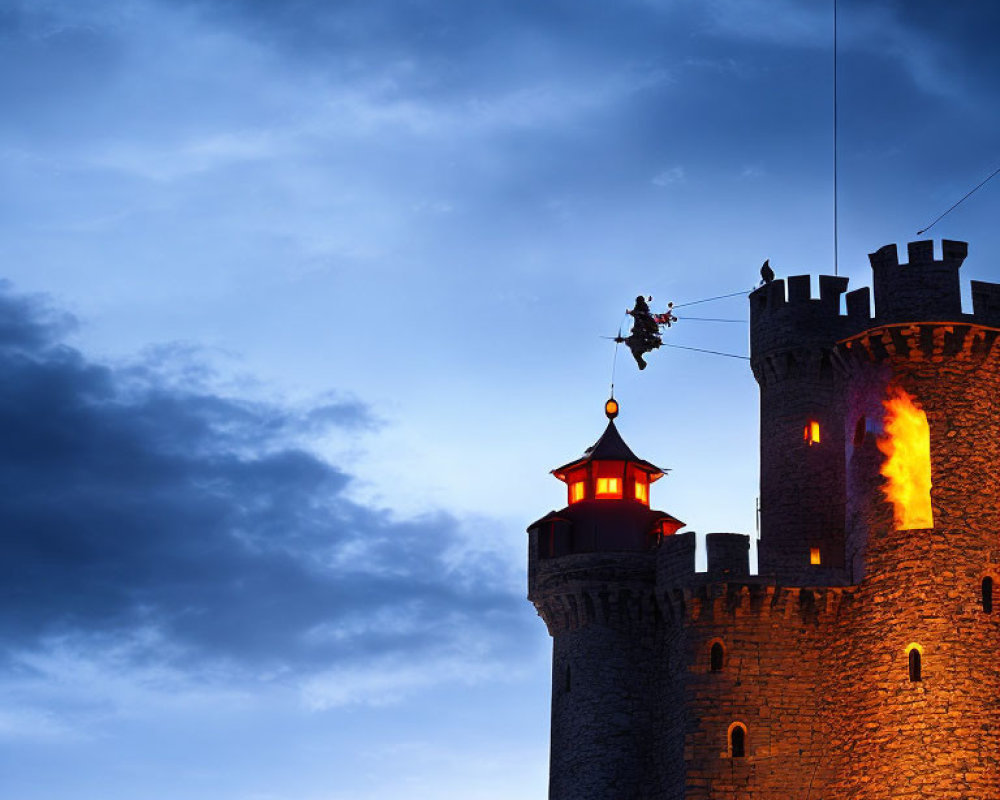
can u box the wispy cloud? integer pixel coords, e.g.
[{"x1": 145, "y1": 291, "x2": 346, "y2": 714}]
[{"x1": 652, "y1": 166, "x2": 686, "y2": 186}]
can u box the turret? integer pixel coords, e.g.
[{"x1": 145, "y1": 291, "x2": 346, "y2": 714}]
[
  {"x1": 531, "y1": 397, "x2": 683, "y2": 563},
  {"x1": 527, "y1": 399, "x2": 683, "y2": 800}
]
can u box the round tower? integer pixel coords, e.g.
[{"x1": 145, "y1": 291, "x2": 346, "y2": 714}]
[
  {"x1": 527, "y1": 399, "x2": 683, "y2": 800},
  {"x1": 832, "y1": 241, "x2": 1000, "y2": 798}
]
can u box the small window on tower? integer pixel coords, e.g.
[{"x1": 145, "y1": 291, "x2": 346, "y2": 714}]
[
  {"x1": 983, "y1": 577, "x2": 994, "y2": 614},
  {"x1": 569, "y1": 481, "x2": 585, "y2": 504},
  {"x1": 810, "y1": 547, "x2": 821, "y2": 565},
  {"x1": 906, "y1": 644, "x2": 922, "y2": 682},
  {"x1": 634, "y1": 481, "x2": 648, "y2": 504},
  {"x1": 710, "y1": 642, "x2": 724, "y2": 672},
  {"x1": 728, "y1": 723, "x2": 747, "y2": 758},
  {"x1": 804, "y1": 420, "x2": 821, "y2": 445},
  {"x1": 595, "y1": 477, "x2": 622, "y2": 498}
]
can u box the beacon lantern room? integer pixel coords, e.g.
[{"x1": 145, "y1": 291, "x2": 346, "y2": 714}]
[{"x1": 528, "y1": 399, "x2": 684, "y2": 558}]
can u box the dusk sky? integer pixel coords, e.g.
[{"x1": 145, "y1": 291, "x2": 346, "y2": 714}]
[{"x1": 2, "y1": 1, "x2": 999, "y2": 797}]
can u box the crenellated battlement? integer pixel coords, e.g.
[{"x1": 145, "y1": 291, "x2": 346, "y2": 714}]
[
  {"x1": 870, "y1": 240, "x2": 966, "y2": 324},
  {"x1": 657, "y1": 532, "x2": 752, "y2": 586},
  {"x1": 752, "y1": 240, "x2": 1000, "y2": 365},
  {"x1": 750, "y1": 274, "x2": 852, "y2": 358},
  {"x1": 658, "y1": 530, "x2": 698, "y2": 585},
  {"x1": 971, "y1": 280, "x2": 1000, "y2": 326}
]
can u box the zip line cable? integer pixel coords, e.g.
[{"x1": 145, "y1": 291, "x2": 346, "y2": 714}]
[
  {"x1": 672, "y1": 288, "x2": 750, "y2": 309},
  {"x1": 609, "y1": 314, "x2": 627, "y2": 398},
  {"x1": 917, "y1": 163, "x2": 1000, "y2": 235},
  {"x1": 674, "y1": 316, "x2": 747, "y2": 323},
  {"x1": 662, "y1": 343, "x2": 750, "y2": 360},
  {"x1": 833, "y1": 0, "x2": 839, "y2": 276}
]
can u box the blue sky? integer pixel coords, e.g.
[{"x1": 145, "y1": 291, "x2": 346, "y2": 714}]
[{"x1": 1, "y1": 1, "x2": 999, "y2": 797}]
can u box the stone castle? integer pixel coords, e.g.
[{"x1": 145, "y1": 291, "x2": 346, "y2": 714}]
[{"x1": 527, "y1": 240, "x2": 1000, "y2": 799}]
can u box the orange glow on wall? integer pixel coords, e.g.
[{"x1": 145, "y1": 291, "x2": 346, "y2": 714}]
[
  {"x1": 878, "y1": 386, "x2": 933, "y2": 530},
  {"x1": 803, "y1": 420, "x2": 820, "y2": 445},
  {"x1": 569, "y1": 481, "x2": 585, "y2": 503},
  {"x1": 595, "y1": 477, "x2": 621, "y2": 498}
]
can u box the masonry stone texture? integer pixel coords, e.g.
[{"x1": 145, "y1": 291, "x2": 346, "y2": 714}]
[{"x1": 527, "y1": 240, "x2": 1000, "y2": 799}]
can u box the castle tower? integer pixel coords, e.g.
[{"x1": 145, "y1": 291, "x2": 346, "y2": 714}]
[
  {"x1": 529, "y1": 239, "x2": 1000, "y2": 799},
  {"x1": 831, "y1": 241, "x2": 1000, "y2": 798},
  {"x1": 749, "y1": 273, "x2": 856, "y2": 584},
  {"x1": 527, "y1": 398, "x2": 683, "y2": 800}
]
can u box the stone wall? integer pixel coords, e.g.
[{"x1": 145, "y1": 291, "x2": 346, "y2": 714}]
[
  {"x1": 657, "y1": 583, "x2": 851, "y2": 800},
  {"x1": 831, "y1": 323, "x2": 1000, "y2": 799},
  {"x1": 528, "y1": 240, "x2": 1000, "y2": 799}
]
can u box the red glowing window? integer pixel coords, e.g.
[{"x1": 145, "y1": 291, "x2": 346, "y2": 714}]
[
  {"x1": 569, "y1": 481, "x2": 585, "y2": 504},
  {"x1": 595, "y1": 477, "x2": 621, "y2": 498},
  {"x1": 804, "y1": 420, "x2": 821, "y2": 445},
  {"x1": 634, "y1": 481, "x2": 648, "y2": 504},
  {"x1": 628, "y1": 464, "x2": 650, "y2": 505}
]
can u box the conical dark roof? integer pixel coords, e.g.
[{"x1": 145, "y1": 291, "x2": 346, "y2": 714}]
[{"x1": 552, "y1": 419, "x2": 665, "y2": 481}]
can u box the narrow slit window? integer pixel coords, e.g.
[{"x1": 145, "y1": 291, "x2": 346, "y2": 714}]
[
  {"x1": 810, "y1": 547, "x2": 821, "y2": 565},
  {"x1": 804, "y1": 420, "x2": 821, "y2": 445},
  {"x1": 983, "y1": 577, "x2": 994, "y2": 614},
  {"x1": 710, "y1": 642, "x2": 724, "y2": 672},
  {"x1": 908, "y1": 647, "x2": 922, "y2": 682},
  {"x1": 729, "y1": 724, "x2": 746, "y2": 758}
]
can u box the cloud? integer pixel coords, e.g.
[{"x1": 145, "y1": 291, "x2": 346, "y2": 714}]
[
  {"x1": 652, "y1": 166, "x2": 685, "y2": 186},
  {"x1": 0, "y1": 283, "x2": 530, "y2": 703}
]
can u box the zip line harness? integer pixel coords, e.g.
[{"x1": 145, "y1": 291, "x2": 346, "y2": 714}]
[{"x1": 608, "y1": 287, "x2": 752, "y2": 396}]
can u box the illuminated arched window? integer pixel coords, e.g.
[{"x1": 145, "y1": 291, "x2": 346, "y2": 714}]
[
  {"x1": 710, "y1": 642, "x2": 724, "y2": 672},
  {"x1": 983, "y1": 577, "x2": 994, "y2": 614},
  {"x1": 728, "y1": 723, "x2": 747, "y2": 758},
  {"x1": 907, "y1": 644, "x2": 922, "y2": 682}
]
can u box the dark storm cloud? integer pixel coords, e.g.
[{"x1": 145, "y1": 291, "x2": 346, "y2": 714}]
[{"x1": 0, "y1": 283, "x2": 526, "y2": 674}]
